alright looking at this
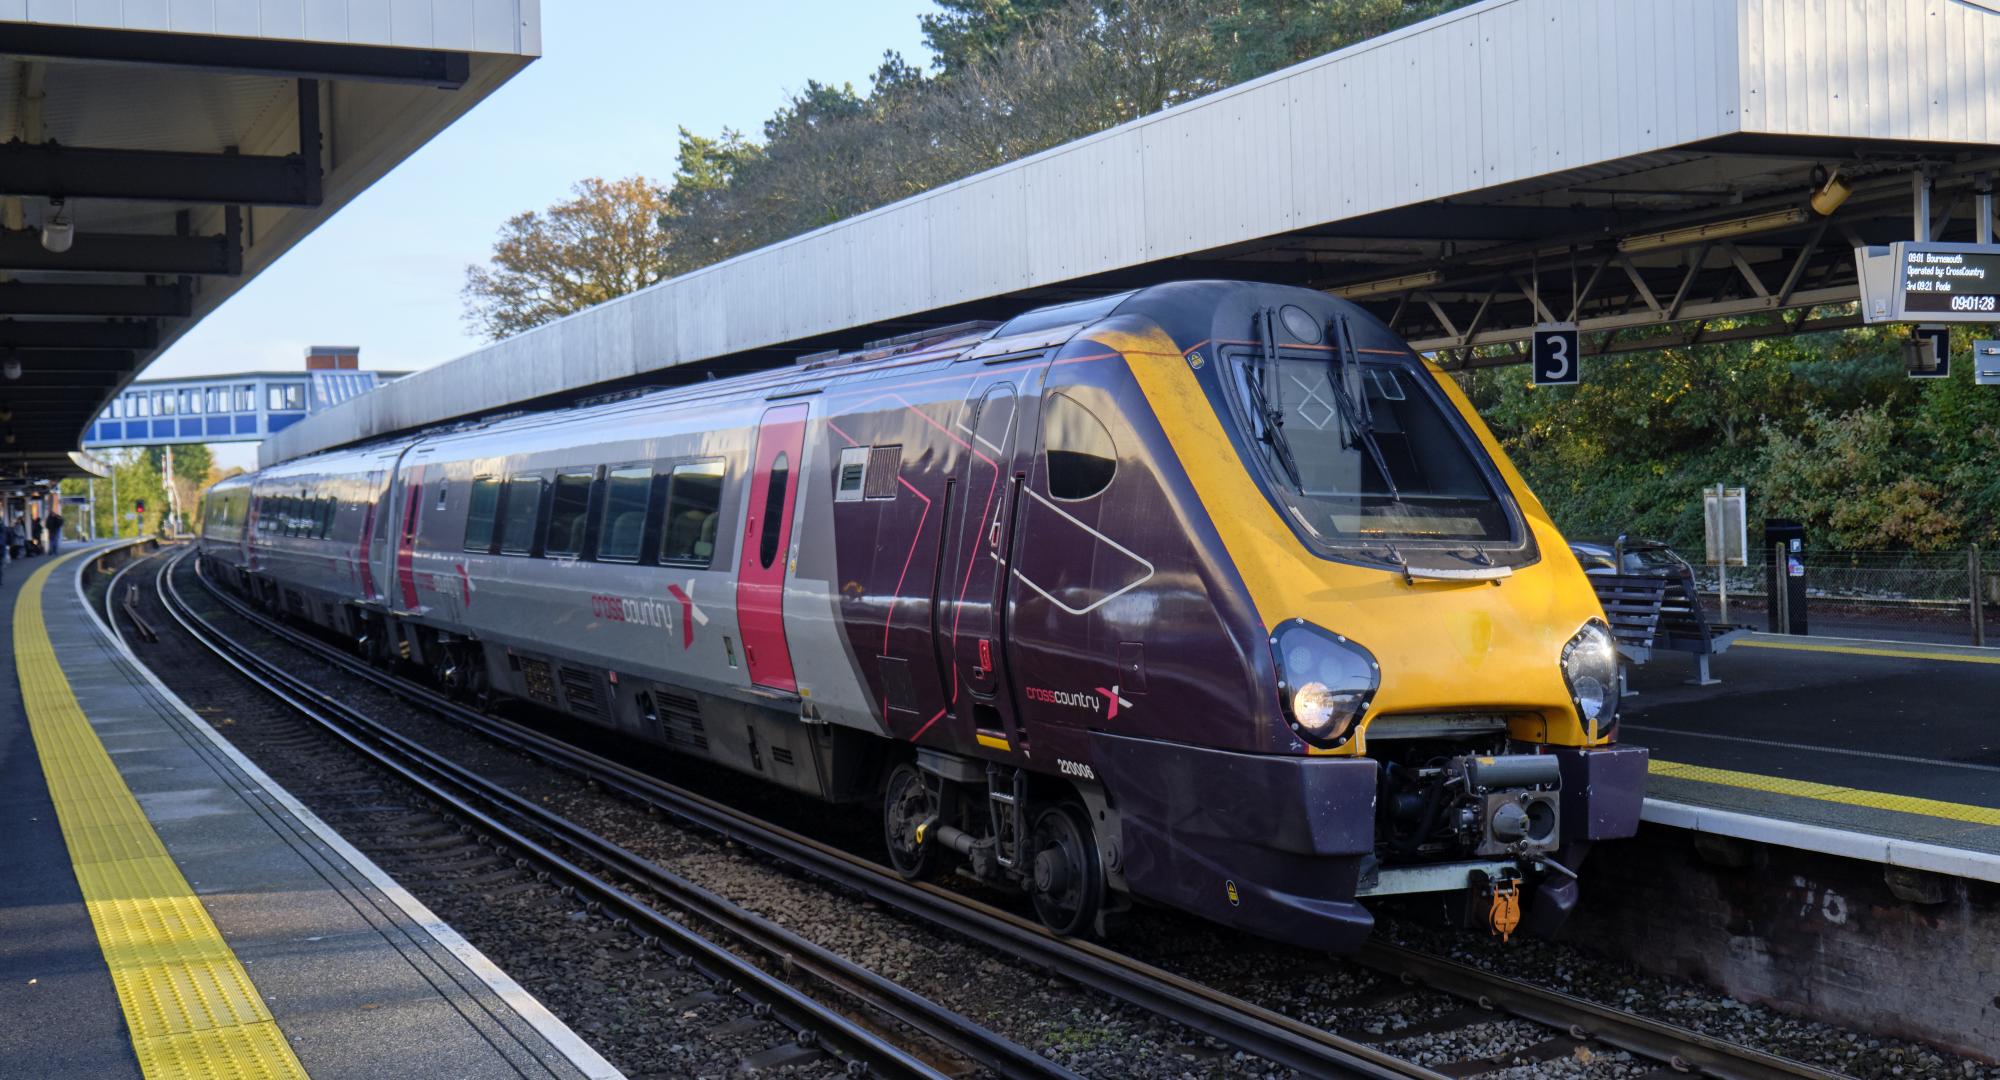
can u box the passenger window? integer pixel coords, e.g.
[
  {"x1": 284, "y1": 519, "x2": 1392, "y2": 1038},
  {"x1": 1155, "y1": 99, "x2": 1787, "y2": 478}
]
[
  {"x1": 660, "y1": 461, "x2": 725, "y2": 566},
  {"x1": 499, "y1": 476, "x2": 544, "y2": 555},
  {"x1": 320, "y1": 497, "x2": 337, "y2": 538},
  {"x1": 757, "y1": 452, "x2": 789, "y2": 569},
  {"x1": 1043, "y1": 393, "x2": 1117, "y2": 500},
  {"x1": 597, "y1": 467, "x2": 650, "y2": 562},
  {"x1": 544, "y1": 471, "x2": 593, "y2": 557},
  {"x1": 464, "y1": 477, "x2": 500, "y2": 552}
]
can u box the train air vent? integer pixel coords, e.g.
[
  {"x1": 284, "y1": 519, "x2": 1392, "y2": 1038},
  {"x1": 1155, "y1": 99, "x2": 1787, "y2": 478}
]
[
  {"x1": 863, "y1": 446, "x2": 902, "y2": 499},
  {"x1": 519, "y1": 658, "x2": 556, "y2": 705},
  {"x1": 558, "y1": 666, "x2": 601, "y2": 716},
  {"x1": 771, "y1": 746, "x2": 795, "y2": 767},
  {"x1": 655, "y1": 686, "x2": 706, "y2": 751}
]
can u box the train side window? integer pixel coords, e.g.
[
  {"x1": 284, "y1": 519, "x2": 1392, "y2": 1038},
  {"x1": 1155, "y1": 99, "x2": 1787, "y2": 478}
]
[
  {"x1": 319, "y1": 497, "x2": 337, "y2": 538},
  {"x1": 498, "y1": 476, "x2": 543, "y2": 555},
  {"x1": 660, "y1": 461, "x2": 724, "y2": 566},
  {"x1": 463, "y1": 477, "x2": 500, "y2": 552},
  {"x1": 756, "y1": 452, "x2": 789, "y2": 569},
  {"x1": 544, "y1": 471, "x2": 593, "y2": 558},
  {"x1": 1042, "y1": 392, "x2": 1117, "y2": 500},
  {"x1": 597, "y1": 466, "x2": 650, "y2": 562}
]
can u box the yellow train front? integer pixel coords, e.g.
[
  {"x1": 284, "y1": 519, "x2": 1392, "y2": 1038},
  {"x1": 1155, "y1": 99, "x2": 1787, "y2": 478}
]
[{"x1": 995, "y1": 281, "x2": 1646, "y2": 951}]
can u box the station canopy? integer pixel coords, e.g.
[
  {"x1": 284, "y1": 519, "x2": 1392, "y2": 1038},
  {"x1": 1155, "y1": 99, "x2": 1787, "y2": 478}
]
[
  {"x1": 268, "y1": 0, "x2": 2000, "y2": 467},
  {"x1": 1, "y1": 3, "x2": 538, "y2": 478}
]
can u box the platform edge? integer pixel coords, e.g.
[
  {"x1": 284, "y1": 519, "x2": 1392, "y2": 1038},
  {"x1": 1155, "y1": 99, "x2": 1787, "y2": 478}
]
[
  {"x1": 76, "y1": 543, "x2": 628, "y2": 1080},
  {"x1": 1642, "y1": 797, "x2": 2000, "y2": 885}
]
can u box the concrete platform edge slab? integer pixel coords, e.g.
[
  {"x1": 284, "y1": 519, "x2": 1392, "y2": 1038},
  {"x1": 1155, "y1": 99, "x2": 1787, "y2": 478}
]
[{"x1": 1642, "y1": 797, "x2": 2000, "y2": 884}]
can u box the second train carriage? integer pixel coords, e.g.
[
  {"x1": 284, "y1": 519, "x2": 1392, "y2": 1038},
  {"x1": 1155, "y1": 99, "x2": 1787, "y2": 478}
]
[{"x1": 202, "y1": 281, "x2": 1647, "y2": 950}]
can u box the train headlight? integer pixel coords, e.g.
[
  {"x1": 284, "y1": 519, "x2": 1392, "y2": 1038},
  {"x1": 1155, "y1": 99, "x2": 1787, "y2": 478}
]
[
  {"x1": 1271, "y1": 620, "x2": 1378, "y2": 748},
  {"x1": 1560, "y1": 620, "x2": 1619, "y2": 733}
]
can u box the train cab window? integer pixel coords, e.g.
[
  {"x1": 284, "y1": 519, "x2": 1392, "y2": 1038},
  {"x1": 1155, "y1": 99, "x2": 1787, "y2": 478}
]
[
  {"x1": 1042, "y1": 393, "x2": 1117, "y2": 500},
  {"x1": 464, "y1": 477, "x2": 500, "y2": 552},
  {"x1": 499, "y1": 476, "x2": 543, "y2": 555},
  {"x1": 660, "y1": 461, "x2": 725, "y2": 566},
  {"x1": 544, "y1": 471, "x2": 593, "y2": 558},
  {"x1": 597, "y1": 467, "x2": 650, "y2": 562}
]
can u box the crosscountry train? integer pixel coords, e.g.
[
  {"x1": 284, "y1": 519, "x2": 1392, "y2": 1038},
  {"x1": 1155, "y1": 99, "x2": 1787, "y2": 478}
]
[{"x1": 200, "y1": 280, "x2": 1646, "y2": 950}]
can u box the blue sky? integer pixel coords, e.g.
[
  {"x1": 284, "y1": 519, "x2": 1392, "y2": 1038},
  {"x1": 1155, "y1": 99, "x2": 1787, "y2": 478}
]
[{"x1": 152, "y1": 1, "x2": 938, "y2": 391}]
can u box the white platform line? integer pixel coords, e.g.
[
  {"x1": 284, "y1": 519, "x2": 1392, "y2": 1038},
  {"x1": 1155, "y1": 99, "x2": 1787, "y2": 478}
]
[
  {"x1": 75, "y1": 542, "x2": 626, "y2": 1080},
  {"x1": 1642, "y1": 798, "x2": 2000, "y2": 885}
]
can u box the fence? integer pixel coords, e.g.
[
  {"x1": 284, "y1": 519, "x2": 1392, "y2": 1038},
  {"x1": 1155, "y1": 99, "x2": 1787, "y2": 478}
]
[
  {"x1": 1684, "y1": 546, "x2": 1995, "y2": 645},
  {"x1": 1688, "y1": 548, "x2": 1997, "y2": 607}
]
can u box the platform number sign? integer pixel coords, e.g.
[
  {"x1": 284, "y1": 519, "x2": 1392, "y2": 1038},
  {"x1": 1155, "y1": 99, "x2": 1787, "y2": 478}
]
[{"x1": 1531, "y1": 324, "x2": 1581, "y2": 386}]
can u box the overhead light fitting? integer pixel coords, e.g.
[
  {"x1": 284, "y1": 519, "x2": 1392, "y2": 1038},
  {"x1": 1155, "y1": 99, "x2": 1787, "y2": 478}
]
[
  {"x1": 2, "y1": 359, "x2": 20, "y2": 381},
  {"x1": 1332, "y1": 269, "x2": 1444, "y2": 299},
  {"x1": 40, "y1": 199, "x2": 74, "y2": 255},
  {"x1": 1810, "y1": 166, "x2": 1852, "y2": 217},
  {"x1": 1617, "y1": 208, "x2": 1810, "y2": 255}
]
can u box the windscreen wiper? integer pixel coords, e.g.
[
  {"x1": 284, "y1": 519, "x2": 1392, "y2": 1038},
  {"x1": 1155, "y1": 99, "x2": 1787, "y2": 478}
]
[
  {"x1": 1329, "y1": 315, "x2": 1401, "y2": 503},
  {"x1": 1248, "y1": 308, "x2": 1304, "y2": 488}
]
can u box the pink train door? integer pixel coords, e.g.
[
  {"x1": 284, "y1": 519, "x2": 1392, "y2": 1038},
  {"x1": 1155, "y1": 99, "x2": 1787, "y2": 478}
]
[{"x1": 736, "y1": 404, "x2": 809, "y2": 691}]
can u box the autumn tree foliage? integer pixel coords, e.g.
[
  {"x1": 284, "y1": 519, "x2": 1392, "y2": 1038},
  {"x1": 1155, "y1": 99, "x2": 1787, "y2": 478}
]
[{"x1": 461, "y1": 176, "x2": 678, "y2": 341}]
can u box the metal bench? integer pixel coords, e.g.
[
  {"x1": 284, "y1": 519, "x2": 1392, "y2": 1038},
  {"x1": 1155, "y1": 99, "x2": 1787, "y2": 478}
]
[{"x1": 1587, "y1": 572, "x2": 1748, "y2": 686}]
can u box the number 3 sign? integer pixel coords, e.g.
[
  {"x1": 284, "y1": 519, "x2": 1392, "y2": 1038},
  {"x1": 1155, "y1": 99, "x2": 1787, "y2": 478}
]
[{"x1": 1532, "y1": 324, "x2": 1581, "y2": 386}]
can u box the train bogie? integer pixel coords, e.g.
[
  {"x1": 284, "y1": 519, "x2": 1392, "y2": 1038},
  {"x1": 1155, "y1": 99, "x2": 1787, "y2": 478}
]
[{"x1": 202, "y1": 280, "x2": 1646, "y2": 950}]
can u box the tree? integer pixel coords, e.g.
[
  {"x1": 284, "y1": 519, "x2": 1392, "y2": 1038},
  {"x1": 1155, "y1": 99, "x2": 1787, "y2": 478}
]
[
  {"x1": 462, "y1": 176, "x2": 678, "y2": 341},
  {"x1": 1209, "y1": 0, "x2": 1472, "y2": 82}
]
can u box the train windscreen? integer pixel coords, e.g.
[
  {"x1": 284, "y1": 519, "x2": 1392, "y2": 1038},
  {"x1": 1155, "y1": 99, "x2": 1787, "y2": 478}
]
[{"x1": 1229, "y1": 351, "x2": 1515, "y2": 546}]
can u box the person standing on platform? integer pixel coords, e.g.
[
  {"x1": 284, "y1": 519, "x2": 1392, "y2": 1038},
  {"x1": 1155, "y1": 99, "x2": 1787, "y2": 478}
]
[
  {"x1": 47, "y1": 508, "x2": 63, "y2": 555},
  {"x1": 28, "y1": 513, "x2": 43, "y2": 557},
  {"x1": 6, "y1": 518, "x2": 22, "y2": 561}
]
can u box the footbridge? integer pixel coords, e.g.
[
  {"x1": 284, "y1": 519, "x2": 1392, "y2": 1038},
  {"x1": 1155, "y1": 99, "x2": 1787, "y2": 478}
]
[{"x1": 266, "y1": 0, "x2": 2000, "y2": 465}]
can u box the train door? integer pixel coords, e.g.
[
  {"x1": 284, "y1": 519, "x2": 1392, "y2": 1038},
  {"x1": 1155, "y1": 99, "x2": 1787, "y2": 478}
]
[
  {"x1": 736, "y1": 403, "x2": 809, "y2": 691},
  {"x1": 393, "y1": 463, "x2": 427, "y2": 613},
  {"x1": 935, "y1": 381, "x2": 1025, "y2": 746},
  {"x1": 367, "y1": 446, "x2": 418, "y2": 610}
]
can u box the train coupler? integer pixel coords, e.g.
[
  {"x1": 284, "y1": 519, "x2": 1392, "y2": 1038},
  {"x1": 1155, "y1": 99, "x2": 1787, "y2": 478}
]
[{"x1": 1473, "y1": 869, "x2": 1523, "y2": 942}]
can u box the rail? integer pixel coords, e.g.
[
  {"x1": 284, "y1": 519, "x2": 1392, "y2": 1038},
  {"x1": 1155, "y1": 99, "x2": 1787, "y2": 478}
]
[
  {"x1": 155, "y1": 550, "x2": 1004, "y2": 1080},
  {"x1": 166, "y1": 548, "x2": 1852, "y2": 1080}
]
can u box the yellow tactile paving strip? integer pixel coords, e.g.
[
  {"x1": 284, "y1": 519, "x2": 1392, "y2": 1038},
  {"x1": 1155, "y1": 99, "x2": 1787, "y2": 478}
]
[
  {"x1": 1736, "y1": 637, "x2": 2000, "y2": 665},
  {"x1": 16, "y1": 551, "x2": 309, "y2": 1080},
  {"x1": 1650, "y1": 758, "x2": 2000, "y2": 828}
]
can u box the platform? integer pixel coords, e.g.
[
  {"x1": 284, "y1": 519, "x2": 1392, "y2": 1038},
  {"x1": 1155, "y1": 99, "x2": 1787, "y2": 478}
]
[
  {"x1": 1623, "y1": 632, "x2": 2000, "y2": 882},
  {"x1": 0, "y1": 541, "x2": 621, "y2": 1080}
]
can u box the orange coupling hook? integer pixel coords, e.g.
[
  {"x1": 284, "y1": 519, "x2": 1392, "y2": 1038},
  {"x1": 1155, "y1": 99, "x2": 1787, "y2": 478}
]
[{"x1": 1486, "y1": 875, "x2": 1522, "y2": 942}]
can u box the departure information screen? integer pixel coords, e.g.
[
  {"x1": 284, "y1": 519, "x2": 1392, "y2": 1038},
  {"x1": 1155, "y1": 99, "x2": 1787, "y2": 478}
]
[{"x1": 1901, "y1": 246, "x2": 2000, "y2": 315}]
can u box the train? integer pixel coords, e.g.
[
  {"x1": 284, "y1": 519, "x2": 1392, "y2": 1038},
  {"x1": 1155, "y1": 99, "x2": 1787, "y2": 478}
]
[{"x1": 199, "y1": 280, "x2": 1646, "y2": 951}]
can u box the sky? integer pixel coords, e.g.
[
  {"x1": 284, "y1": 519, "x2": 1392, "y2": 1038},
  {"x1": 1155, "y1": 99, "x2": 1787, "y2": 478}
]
[{"x1": 152, "y1": 1, "x2": 939, "y2": 464}]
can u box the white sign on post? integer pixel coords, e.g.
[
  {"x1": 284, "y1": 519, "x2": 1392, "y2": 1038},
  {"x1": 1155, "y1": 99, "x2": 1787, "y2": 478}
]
[{"x1": 1703, "y1": 485, "x2": 1748, "y2": 624}]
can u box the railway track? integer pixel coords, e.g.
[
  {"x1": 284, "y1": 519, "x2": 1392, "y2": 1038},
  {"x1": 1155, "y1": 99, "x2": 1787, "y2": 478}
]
[
  {"x1": 130, "y1": 548, "x2": 1065, "y2": 1080},
  {"x1": 142, "y1": 544, "x2": 1851, "y2": 1080}
]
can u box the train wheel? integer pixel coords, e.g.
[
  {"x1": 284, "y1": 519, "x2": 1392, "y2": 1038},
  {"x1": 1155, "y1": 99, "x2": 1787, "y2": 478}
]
[
  {"x1": 882, "y1": 762, "x2": 941, "y2": 880},
  {"x1": 1028, "y1": 803, "x2": 1104, "y2": 937}
]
